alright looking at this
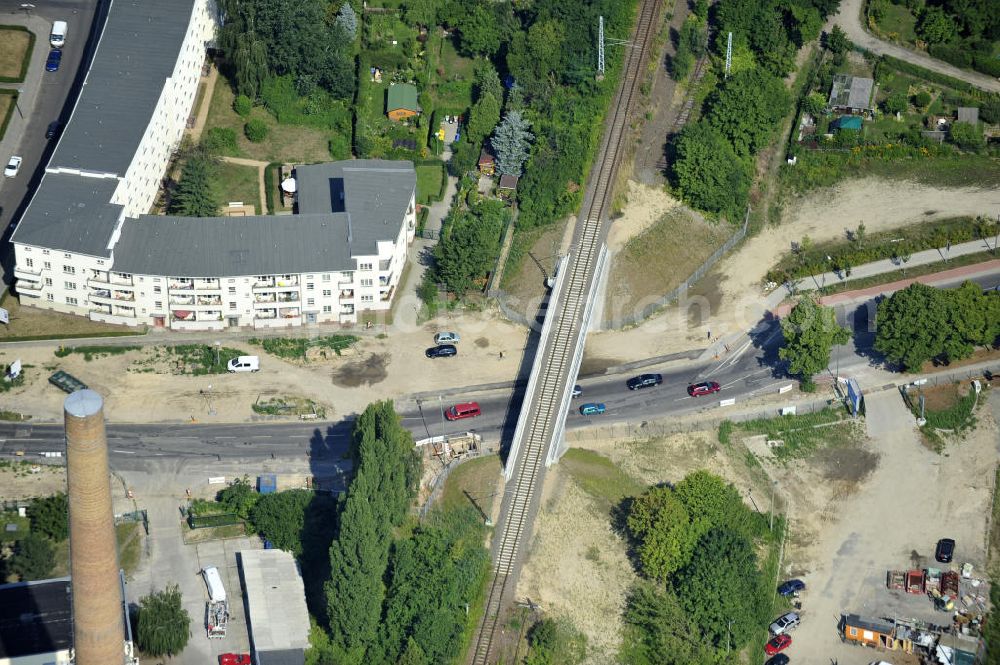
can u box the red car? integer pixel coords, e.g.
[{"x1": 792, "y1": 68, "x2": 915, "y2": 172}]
[
  {"x1": 444, "y1": 401, "x2": 481, "y2": 421},
  {"x1": 764, "y1": 633, "x2": 792, "y2": 656},
  {"x1": 687, "y1": 381, "x2": 721, "y2": 396},
  {"x1": 220, "y1": 654, "x2": 251, "y2": 665}
]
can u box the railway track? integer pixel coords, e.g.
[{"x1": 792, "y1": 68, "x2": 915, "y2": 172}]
[{"x1": 468, "y1": 1, "x2": 662, "y2": 663}]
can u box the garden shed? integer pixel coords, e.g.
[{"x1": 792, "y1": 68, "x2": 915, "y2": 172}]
[
  {"x1": 386, "y1": 83, "x2": 420, "y2": 121},
  {"x1": 956, "y1": 107, "x2": 979, "y2": 125},
  {"x1": 828, "y1": 74, "x2": 875, "y2": 117}
]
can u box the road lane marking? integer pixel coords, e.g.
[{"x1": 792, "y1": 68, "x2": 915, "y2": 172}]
[{"x1": 113, "y1": 450, "x2": 136, "y2": 454}]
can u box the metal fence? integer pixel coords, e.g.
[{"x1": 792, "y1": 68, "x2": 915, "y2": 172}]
[{"x1": 601, "y1": 204, "x2": 751, "y2": 330}]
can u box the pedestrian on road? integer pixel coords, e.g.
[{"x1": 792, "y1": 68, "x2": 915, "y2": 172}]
[{"x1": 499, "y1": 351, "x2": 505, "y2": 361}]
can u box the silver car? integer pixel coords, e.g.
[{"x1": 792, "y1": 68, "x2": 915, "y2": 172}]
[
  {"x1": 434, "y1": 331, "x2": 460, "y2": 344},
  {"x1": 769, "y1": 612, "x2": 800, "y2": 635}
]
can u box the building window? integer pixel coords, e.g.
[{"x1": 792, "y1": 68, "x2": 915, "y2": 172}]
[
  {"x1": 322, "y1": 274, "x2": 331, "y2": 282},
  {"x1": 63, "y1": 265, "x2": 75, "y2": 275},
  {"x1": 25, "y1": 258, "x2": 33, "y2": 268},
  {"x1": 323, "y1": 305, "x2": 332, "y2": 313},
  {"x1": 306, "y1": 283, "x2": 314, "y2": 291},
  {"x1": 42, "y1": 249, "x2": 50, "y2": 255},
  {"x1": 64, "y1": 253, "x2": 72, "y2": 259},
  {"x1": 360, "y1": 295, "x2": 374, "y2": 303},
  {"x1": 322, "y1": 289, "x2": 331, "y2": 297},
  {"x1": 44, "y1": 261, "x2": 51, "y2": 270},
  {"x1": 66, "y1": 297, "x2": 78, "y2": 305},
  {"x1": 359, "y1": 262, "x2": 373, "y2": 271},
  {"x1": 47, "y1": 293, "x2": 54, "y2": 301},
  {"x1": 153, "y1": 277, "x2": 161, "y2": 282},
  {"x1": 65, "y1": 281, "x2": 76, "y2": 290},
  {"x1": 153, "y1": 286, "x2": 161, "y2": 294},
  {"x1": 154, "y1": 301, "x2": 162, "y2": 309},
  {"x1": 97, "y1": 260, "x2": 105, "y2": 266},
  {"x1": 307, "y1": 298, "x2": 315, "y2": 306},
  {"x1": 306, "y1": 274, "x2": 314, "y2": 279},
  {"x1": 228, "y1": 287, "x2": 236, "y2": 294},
  {"x1": 44, "y1": 278, "x2": 52, "y2": 286},
  {"x1": 849, "y1": 628, "x2": 857, "y2": 637}
]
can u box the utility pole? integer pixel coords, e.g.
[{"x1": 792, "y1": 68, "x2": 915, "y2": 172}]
[
  {"x1": 725, "y1": 32, "x2": 733, "y2": 79},
  {"x1": 769, "y1": 480, "x2": 778, "y2": 531},
  {"x1": 597, "y1": 16, "x2": 605, "y2": 81}
]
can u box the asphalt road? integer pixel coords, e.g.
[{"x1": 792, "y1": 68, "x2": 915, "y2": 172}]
[
  {"x1": 0, "y1": 0, "x2": 101, "y2": 280},
  {"x1": 3, "y1": 270, "x2": 998, "y2": 464}
]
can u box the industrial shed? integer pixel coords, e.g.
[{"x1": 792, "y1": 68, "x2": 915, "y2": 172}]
[{"x1": 238, "y1": 550, "x2": 310, "y2": 665}]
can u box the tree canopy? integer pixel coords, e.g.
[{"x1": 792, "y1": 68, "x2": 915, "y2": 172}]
[
  {"x1": 779, "y1": 297, "x2": 851, "y2": 379},
  {"x1": 27, "y1": 493, "x2": 68, "y2": 541},
  {"x1": 169, "y1": 149, "x2": 220, "y2": 217},
  {"x1": 7, "y1": 533, "x2": 55, "y2": 581},
  {"x1": 250, "y1": 489, "x2": 313, "y2": 555},
  {"x1": 671, "y1": 122, "x2": 750, "y2": 216},
  {"x1": 216, "y1": 477, "x2": 259, "y2": 519},
  {"x1": 136, "y1": 585, "x2": 191, "y2": 657},
  {"x1": 492, "y1": 111, "x2": 534, "y2": 176},
  {"x1": 626, "y1": 487, "x2": 695, "y2": 581},
  {"x1": 434, "y1": 200, "x2": 509, "y2": 294},
  {"x1": 620, "y1": 582, "x2": 729, "y2": 665},
  {"x1": 705, "y1": 68, "x2": 791, "y2": 156}
]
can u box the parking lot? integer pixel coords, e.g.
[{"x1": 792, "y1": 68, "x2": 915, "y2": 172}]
[{"x1": 770, "y1": 388, "x2": 997, "y2": 664}]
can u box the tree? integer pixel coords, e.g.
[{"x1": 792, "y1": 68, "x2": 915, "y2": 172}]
[
  {"x1": 27, "y1": 493, "x2": 68, "y2": 541},
  {"x1": 169, "y1": 149, "x2": 219, "y2": 217},
  {"x1": 403, "y1": 0, "x2": 436, "y2": 29},
  {"x1": 136, "y1": 585, "x2": 191, "y2": 657},
  {"x1": 779, "y1": 297, "x2": 851, "y2": 379},
  {"x1": 627, "y1": 486, "x2": 696, "y2": 581},
  {"x1": 217, "y1": 476, "x2": 258, "y2": 519},
  {"x1": 949, "y1": 122, "x2": 985, "y2": 150},
  {"x1": 914, "y1": 90, "x2": 932, "y2": 108},
  {"x1": 434, "y1": 201, "x2": 509, "y2": 293},
  {"x1": 802, "y1": 92, "x2": 827, "y2": 117},
  {"x1": 875, "y1": 282, "x2": 951, "y2": 370},
  {"x1": 507, "y1": 19, "x2": 567, "y2": 85},
  {"x1": 335, "y1": 3, "x2": 358, "y2": 40},
  {"x1": 456, "y1": 4, "x2": 505, "y2": 56},
  {"x1": 448, "y1": 139, "x2": 479, "y2": 177},
  {"x1": 327, "y1": 401, "x2": 422, "y2": 660},
  {"x1": 883, "y1": 91, "x2": 908, "y2": 115},
  {"x1": 679, "y1": 16, "x2": 707, "y2": 56},
  {"x1": 981, "y1": 97, "x2": 1000, "y2": 124},
  {"x1": 917, "y1": 6, "x2": 958, "y2": 44},
  {"x1": 621, "y1": 582, "x2": 721, "y2": 665},
  {"x1": 7, "y1": 534, "x2": 55, "y2": 580},
  {"x1": 233, "y1": 94, "x2": 252, "y2": 117},
  {"x1": 249, "y1": 490, "x2": 313, "y2": 554},
  {"x1": 491, "y1": 111, "x2": 534, "y2": 176},
  {"x1": 473, "y1": 59, "x2": 504, "y2": 105},
  {"x1": 466, "y1": 93, "x2": 501, "y2": 146},
  {"x1": 670, "y1": 45, "x2": 695, "y2": 80},
  {"x1": 706, "y1": 68, "x2": 791, "y2": 155},
  {"x1": 826, "y1": 24, "x2": 851, "y2": 54},
  {"x1": 789, "y1": 3, "x2": 823, "y2": 47},
  {"x1": 672, "y1": 470, "x2": 757, "y2": 542},
  {"x1": 671, "y1": 122, "x2": 750, "y2": 216},
  {"x1": 672, "y1": 528, "x2": 766, "y2": 650},
  {"x1": 244, "y1": 118, "x2": 269, "y2": 142}
]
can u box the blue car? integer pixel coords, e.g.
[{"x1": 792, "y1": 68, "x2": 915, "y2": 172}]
[
  {"x1": 777, "y1": 579, "x2": 805, "y2": 596},
  {"x1": 46, "y1": 49, "x2": 62, "y2": 72},
  {"x1": 579, "y1": 402, "x2": 606, "y2": 416}
]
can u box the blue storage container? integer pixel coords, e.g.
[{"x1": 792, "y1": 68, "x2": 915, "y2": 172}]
[{"x1": 258, "y1": 474, "x2": 277, "y2": 494}]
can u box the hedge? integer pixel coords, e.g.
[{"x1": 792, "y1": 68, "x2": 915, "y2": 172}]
[
  {"x1": 0, "y1": 26, "x2": 35, "y2": 83},
  {"x1": 264, "y1": 162, "x2": 280, "y2": 214}
]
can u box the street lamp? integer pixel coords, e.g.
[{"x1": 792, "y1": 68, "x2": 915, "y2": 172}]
[
  {"x1": 769, "y1": 480, "x2": 778, "y2": 531},
  {"x1": 20, "y1": 4, "x2": 35, "y2": 16},
  {"x1": 13, "y1": 88, "x2": 24, "y2": 119},
  {"x1": 214, "y1": 341, "x2": 221, "y2": 366}
]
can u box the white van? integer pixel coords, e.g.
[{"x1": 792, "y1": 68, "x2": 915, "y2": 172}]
[
  {"x1": 227, "y1": 355, "x2": 260, "y2": 373},
  {"x1": 50, "y1": 21, "x2": 67, "y2": 48}
]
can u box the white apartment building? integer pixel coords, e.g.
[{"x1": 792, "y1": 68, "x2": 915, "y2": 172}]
[{"x1": 10, "y1": 0, "x2": 416, "y2": 331}]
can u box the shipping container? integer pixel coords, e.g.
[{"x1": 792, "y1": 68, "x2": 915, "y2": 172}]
[{"x1": 258, "y1": 474, "x2": 277, "y2": 494}]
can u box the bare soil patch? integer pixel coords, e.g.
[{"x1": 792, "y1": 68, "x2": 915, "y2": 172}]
[
  {"x1": 501, "y1": 218, "x2": 571, "y2": 310},
  {"x1": 0, "y1": 293, "x2": 140, "y2": 341},
  {"x1": 330, "y1": 352, "x2": 390, "y2": 387},
  {"x1": 0, "y1": 463, "x2": 65, "y2": 500},
  {"x1": 474, "y1": 337, "x2": 490, "y2": 348},
  {"x1": 0, "y1": 28, "x2": 30, "y2": 79}
]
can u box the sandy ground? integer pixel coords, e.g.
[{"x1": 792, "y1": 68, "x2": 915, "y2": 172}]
[
  {"x1": 516, "y1": 430, "x2": 761, "y2": 663},
  {"x1": 0, "y1": 312, "x2": 529, "y2": 423},
  {"x1": 586, "y1": 178, "x2": 1000, "y2": 363},
  {"x1": 0, "y1": 463, "x2": 66, "y2": 500},
  {"x1": 605, "y1": 182, "x2": 684, "y2": 252}
]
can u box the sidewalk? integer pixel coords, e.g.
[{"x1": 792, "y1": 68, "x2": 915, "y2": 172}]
[{"x1": 0, "y1": 14, "x2": 50, "y2": 161}]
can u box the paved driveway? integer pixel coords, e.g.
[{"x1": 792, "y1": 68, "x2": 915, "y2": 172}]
[{"x1": 781, "y1": 389, "x2": 995, "y2": 664}]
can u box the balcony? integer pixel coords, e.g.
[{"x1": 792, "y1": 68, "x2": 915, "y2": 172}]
[
  {"x1": 196, "y1": 295, "x2": 222, "y2": 306},
  {"x1": 89, "y1": 271, "x2": 109, "y2": 284},
  {"x1": 338, "y1": 274, "x2": 353, "y2": 285},
  {"x1": 342, "y1": 304, "x2": 355, "y2": 315},
  {"x1": 340, "y1": 289, "x2": 354, "y2": 300},
  {"x1": 379, "y1": 259, "x2": 391, "y2": 271},
  {"x1": 253, "y1": 277, "x2": 275, "y2": 288},
  {"x1": 14, "y1": 265, "x2": 41, "y2": 279},
  {"x1": 254, "y1": 293, "x2": 276, "y2": 303},
  {"x1": 275, "y1": 276, "x2": 299, "y2": 288},
  {"x1": 17, "y1": 279, "x2": 42, "y2": 292},
  {"x1": 276, "y1": 292, "x2": 299, "y2": 303},
  {"x1": 279, "y1": 307, "x2": 300, "y2": 319},
  {"x1": 195, "y1": 279, "x2": 221, "y2": 291},
  {"x1": 379, "y1": 274, "x2": 392, "y2": 287},
  {"x1": 169, "y1": 280, "x2": 194, "y2": 290},
  {"x1": 170, "y1": 295, "x2": 196, "y2": 306},
  {"x1": 255, "y1": 309, "x2": 278, "y2": 320},
  {"x1": 90, "y1": 304, "x2": 113, "y2": 316},
  {"x1": 109, "y1": 273, "x2": 134, "y2": 286}
]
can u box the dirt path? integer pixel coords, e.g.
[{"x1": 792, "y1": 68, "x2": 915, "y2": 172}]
[
  {"x1": 831, "y1": 0, "x2": 1000, "y2": 93},
  {"x1": 188, "y1": 64, "x2": 219, "y2": 143},
  {"x1": 585, "y1": 178, "x2": 1000, "y2": 363}
]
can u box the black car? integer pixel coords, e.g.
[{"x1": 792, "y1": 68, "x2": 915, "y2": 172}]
[
  {"x1": 777, "y1": 579, "x2": 805, "y2": 596},
  {"x1": 765, "y1": 655, "x2": 789, "y2": 665},
  {"x1": 627, "y1": 373, "x2": 663, "y2": 390},
  {"x1": 425, "y1": 344, "x2": 457, "y2": 358},
  {"x1": 935, "y1": 538, "x2": 955, "y2": 563},
  {"x1": 45, "y1": 121, "x2": 62, "y2": 139}
]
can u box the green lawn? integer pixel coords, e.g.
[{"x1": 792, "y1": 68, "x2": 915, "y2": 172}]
[
  {"x1": 875, "y1": 3, "x2": 918, "y2": 44},
  {"x1": 429, "y1": 35, "x2": 475, "y2": 113},
  {"x1": 415, "y1": 163, "x2": 444, "y2": 204},
  {"x1": 560, "y1": 448, "x2": 645, "y2": 514},
  {"x1": 216, "y1": 161, "x2": 261, "y2": 213},
  {"x1": 440, "y1": 455, "x2": 502, "y2": 516}
]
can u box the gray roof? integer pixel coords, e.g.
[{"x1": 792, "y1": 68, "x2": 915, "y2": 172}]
[
  {"x1": 112, "y1": 161, "x2": 415, "y2": 277},
  {"x1": 956, "y1": 107, "x2": 979, "y2": 124},
  {"x1": 11, "y1": 174, "x2": 122, "y2": 258},
  {"x1": 828, "y1": 75, "x2": 874, "y2": 110},
  {"x1": 0, "y1": 577, "x2": 73, "y2": 659},
  {"x1": 238, "y1": 550, "x2": 310, "y2": 655},
  {"x1": 257, "y1": 649, "x2": 305, "y2": 665},
  {"x1": 50, "y1": 0, "x2": 198, "y2": 176}
]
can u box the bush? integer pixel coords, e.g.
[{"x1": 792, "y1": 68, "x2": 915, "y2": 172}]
[
  {"x1": 7, "y1": 534, "x2": 55, "y2": 580},
  {"x1": 928, "y1": 43, "x2": 972, "y2": 69},
  {"x1": 233, "y1": 94, "x2": 253, "y2": 118},
  {"x1": 244, "y1": 118, "x2": 269, "y2": 143},
  {"x1": 914, "y1": 90, "x2": 932, "y2": 108},
  {"x1": 202, "y1": 127, "x2": 238, "y2": 154},
  {"x1": 27, "y1": 493, "x2": 68, "y2": 541}
]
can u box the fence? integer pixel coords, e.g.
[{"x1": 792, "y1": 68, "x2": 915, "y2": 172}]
[
  {"x1": 600, "y1": 204, "x2": 751, "y2": 330},
  {"x1": 417, "y1": 450, "x2": 489, "y2": 519}
]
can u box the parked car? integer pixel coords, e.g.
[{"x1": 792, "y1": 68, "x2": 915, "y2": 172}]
[
  {"x1": 571, "y1": 384, "x2": 583, "y2": 398},
  {"x1": 45, "y1": 49, "x2": 62, "y2": 72},
  {"x1": 227, "y1": 355, "x2": 260, "y2": 372},
  {"x1": 765, "y1": 655, "x2": 790, "y2": 665},
  {"x1": 425, "y1": 344, "x2": 457, "y2": 358},
  {"x1": 579, "y1": 403, "x2": 606, "y2": 416},
  {"x1": 219, "y1": 655, "x2": 251, "y2": 665},
  {"x1": 687, "y1": 381, "x2": 721, "y2": 397},
  {"x1": 626, "y1": 373, "x2": 663, "y2": 390},
  {"x1": 434, "y1": 331, "x2": 460, "y2": 344},
  {"x1": 45, "y1": 121, "x2": 62, "y2": 139},
  {"x1": 935, "y1": 538, "x2": 955, "y2": 563},
  {"x1": 765, "y1": 633, "x2": 792, "y2": 656},
  {"x1": 769, "y1": 612, "x2": 800, "y2": 636},
  {"x1": 4, "y1": 155, "x2": 22, "y2": 178},
  {"x1": 445, "y1": 402, "x2": 481, "y2": 421},
  {"x1": 777, "y1": 579, "x2": 805, "y2": 596}
]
